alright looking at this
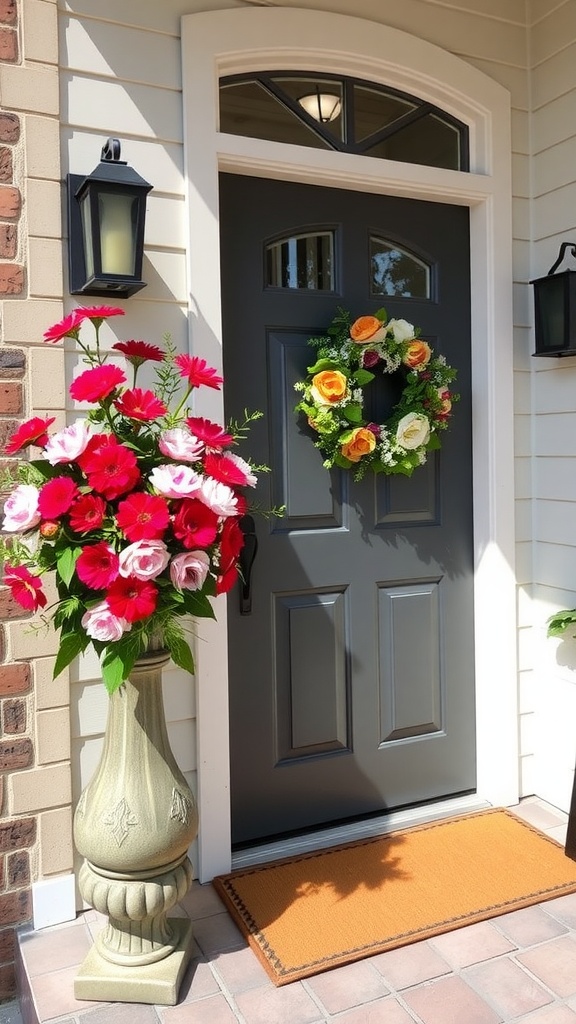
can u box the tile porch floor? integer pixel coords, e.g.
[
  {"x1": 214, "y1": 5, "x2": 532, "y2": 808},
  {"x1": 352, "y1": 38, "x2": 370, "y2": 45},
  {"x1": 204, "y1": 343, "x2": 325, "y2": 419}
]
[{"x1": 9, "y1": 798, "x2": 576, "y2": 1024}]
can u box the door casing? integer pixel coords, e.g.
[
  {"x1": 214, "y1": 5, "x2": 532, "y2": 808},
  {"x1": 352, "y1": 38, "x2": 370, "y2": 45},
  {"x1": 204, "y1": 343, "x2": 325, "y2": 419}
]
[{"x1": 181, "y1": 7, "x2": 517, "y2": 882}]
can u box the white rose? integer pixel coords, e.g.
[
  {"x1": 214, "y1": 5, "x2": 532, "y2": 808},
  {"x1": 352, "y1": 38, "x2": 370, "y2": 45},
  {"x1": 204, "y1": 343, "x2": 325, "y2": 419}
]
[
  {"x1": 81, "y1": 601, "x2": 132, "y2": 642},
  {"x1": 2, "y1": 484, "x2": 41, "y2": 532},
  {"x1": 170, "y1": 551, "x2": 211, "y2": 592},
  {"x1": 149, "y1": 463, "x2": 202, "y2": 498},
  {"x1": 159, "y1": 428, "x2": 204, "y2": 463},
  {"x1": 45, "y1": 420, "x2": 91, "y2": 465},
  {"x1": 388, "y1": 319, "x2": 415, "y2": 343},
  {"x1": 197, "y1": 476, "x2": 238, "y2": 518},
  {"x1": 396, "y1": 412, "x2": 430, "y2": 450},
  {"x1": 118, "y1": 539, "x2": 170, "y2": 581}
]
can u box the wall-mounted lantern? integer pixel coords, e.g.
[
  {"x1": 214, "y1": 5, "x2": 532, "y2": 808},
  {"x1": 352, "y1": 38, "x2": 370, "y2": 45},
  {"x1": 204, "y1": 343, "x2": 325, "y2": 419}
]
[
  {"x1": 67, "y1": 138, "x2": 152, "y2": 298},
  {"x1": 531, "y1": 242, "x2": 576, "y2": 357}
]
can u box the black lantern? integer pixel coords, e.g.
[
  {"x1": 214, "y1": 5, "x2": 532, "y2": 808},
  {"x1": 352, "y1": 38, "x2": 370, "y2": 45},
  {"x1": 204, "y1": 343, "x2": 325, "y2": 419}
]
[
  {"x1": 531, "y1": 242, "x2": 576, "y2": 357},
  {"x1": 67, "y1": 138, "x2": 152, "y2": 298}
]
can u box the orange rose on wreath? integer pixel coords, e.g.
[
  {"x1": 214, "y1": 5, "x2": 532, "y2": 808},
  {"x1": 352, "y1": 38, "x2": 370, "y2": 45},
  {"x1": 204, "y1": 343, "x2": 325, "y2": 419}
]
[
  {"x1": 403, "y1": 339, "x2": 432, "y2": 370},
  {"x1": 341, "y1": 427, "x2": 377, "y2": 463},
  {"x1": 310, "y1": 369, "x2": 348, "y2": 406},
  {"x1": 350, "y1": 315, "x2": 387, "y2": 345}
]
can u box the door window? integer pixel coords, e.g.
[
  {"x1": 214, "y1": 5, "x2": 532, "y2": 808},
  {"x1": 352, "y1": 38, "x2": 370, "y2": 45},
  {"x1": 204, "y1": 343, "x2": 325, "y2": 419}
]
[
  {"x1": 370, "y1": 238, "x2": 431, "y2": 297},
  {"x1": 266, "y1": 231, "x2": 335, "y2": 290}
]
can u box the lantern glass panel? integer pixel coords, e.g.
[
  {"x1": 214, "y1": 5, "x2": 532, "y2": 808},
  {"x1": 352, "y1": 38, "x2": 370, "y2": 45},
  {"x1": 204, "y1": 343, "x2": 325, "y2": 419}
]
[
  {"x1": 99, "y1": 192, "x2": 137, "y2": 276},
  {"x1": 79, "y1": 193, "x2": 95, "y2": 280},
  {"x1": 535, "y1": 275, "x2": 567, "y2": 354}
]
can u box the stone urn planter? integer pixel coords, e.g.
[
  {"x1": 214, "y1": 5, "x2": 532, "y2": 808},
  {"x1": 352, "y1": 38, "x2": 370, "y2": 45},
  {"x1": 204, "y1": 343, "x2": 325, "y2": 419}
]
[{"x1": 73, "y1": 647, "x2": 198, "y2": 1005}]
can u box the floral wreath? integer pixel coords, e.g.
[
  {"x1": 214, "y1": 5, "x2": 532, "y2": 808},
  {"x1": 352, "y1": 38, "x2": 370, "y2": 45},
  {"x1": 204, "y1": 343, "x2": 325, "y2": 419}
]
[{"x1": 294, "y1": 307, "x2": 458, "y2": 479}]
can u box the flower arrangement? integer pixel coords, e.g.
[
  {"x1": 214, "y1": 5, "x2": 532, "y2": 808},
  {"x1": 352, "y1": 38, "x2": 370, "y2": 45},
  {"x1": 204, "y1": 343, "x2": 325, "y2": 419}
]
[
  {"x1": 294, "y1": 308, "x2": 458, "y2": 480},
  {"x1": 0, "y1": 306, "x2": 262, "y2": 693}
]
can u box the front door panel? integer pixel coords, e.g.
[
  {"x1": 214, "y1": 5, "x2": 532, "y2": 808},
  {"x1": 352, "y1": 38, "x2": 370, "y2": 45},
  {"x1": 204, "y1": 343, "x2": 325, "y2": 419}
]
[{"x1": 220, "y1": 173, "x2": 474, "y2": 845}]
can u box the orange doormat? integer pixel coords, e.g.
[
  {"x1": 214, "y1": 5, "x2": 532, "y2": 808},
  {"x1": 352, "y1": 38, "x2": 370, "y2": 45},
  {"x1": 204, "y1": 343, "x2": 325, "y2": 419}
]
[{"x1": 213, "y1": 808, "x2": 576, "y2": 986}]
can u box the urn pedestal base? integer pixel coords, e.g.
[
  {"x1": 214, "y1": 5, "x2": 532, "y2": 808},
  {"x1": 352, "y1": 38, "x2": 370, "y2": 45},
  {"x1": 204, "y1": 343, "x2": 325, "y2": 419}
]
[{"x1": 75, "y1": 917, "x2": 193, "y2": 1005}]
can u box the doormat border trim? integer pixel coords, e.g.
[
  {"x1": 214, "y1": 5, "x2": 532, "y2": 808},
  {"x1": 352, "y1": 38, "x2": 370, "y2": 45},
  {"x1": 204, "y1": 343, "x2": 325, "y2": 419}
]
[{"x1": 212, "y1": 808, "x2": 576, "y2": 985}]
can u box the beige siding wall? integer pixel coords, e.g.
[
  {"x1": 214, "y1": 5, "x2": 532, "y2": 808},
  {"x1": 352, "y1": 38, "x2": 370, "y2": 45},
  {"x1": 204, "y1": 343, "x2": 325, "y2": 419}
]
[
  {"x1": 58, "y1": 0, "x2": 532, "y2": 863},
  {"x1": 529, "y1": 0, "x2": 576, "y2": 810}
]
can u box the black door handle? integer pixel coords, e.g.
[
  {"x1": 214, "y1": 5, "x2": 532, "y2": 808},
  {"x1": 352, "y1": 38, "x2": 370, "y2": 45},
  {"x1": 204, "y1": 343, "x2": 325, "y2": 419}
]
[{"x1": 238, "y1": 514, "x2": 258, "y2": 615}]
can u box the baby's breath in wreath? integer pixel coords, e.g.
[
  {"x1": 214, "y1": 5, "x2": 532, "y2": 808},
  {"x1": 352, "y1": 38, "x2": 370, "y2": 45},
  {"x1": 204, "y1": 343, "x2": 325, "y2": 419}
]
[{"x1": 294, "y1": 308, "x2": 459, "y2": 480}]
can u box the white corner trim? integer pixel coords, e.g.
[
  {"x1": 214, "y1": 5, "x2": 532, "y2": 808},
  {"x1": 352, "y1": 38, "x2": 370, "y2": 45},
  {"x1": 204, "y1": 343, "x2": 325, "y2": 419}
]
[
  {"x1": 181, "y1": 7, "x2": 517, "y2": 881},
  {"x1": 32, "y1": 874, "x2": 76, "y2": 930}
]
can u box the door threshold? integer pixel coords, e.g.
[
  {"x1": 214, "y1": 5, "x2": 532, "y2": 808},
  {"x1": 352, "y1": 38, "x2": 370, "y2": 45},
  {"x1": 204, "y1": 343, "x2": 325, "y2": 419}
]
[{"x1": 231, "y1": 793, "x2": 491, "y2": 871}]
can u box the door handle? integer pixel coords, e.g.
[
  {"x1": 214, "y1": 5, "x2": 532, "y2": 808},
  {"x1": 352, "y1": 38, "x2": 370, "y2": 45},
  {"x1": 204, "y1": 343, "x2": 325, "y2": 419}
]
[{"x1": 238, "y1": 514, "x2": 258, "y2": 615}]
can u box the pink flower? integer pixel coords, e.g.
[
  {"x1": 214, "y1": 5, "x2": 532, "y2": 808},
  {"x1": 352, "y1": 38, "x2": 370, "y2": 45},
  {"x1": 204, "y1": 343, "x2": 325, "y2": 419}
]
[
  {"x1": 4, "y1": 565, "x2": 47, "y2": 612},
  {"x1": 118, "y1": 539, "x2": 170, "y2": 581},
  {"x1": 186, "y1": 417, "x2": 233, "y2": 451},
  {"x1": 114, "y1": 388, "x2": 168, "y2": 421},
  {"x1": 45, "y1": 421, "x2": 91, "y2": 465},
  {"x1": 170, "y1": 551, "x2": 210, "y2": 592},
  {"x1": 70, "y1": 364, "x2": 126, "y2": 404},
  {"x1": 204, "y1": 452, "x2": 257, "y2": 488},
  {"x1": 2, "y1": 484, "x2": 41, "y2": 532},
  {"x1": 43, "y1": 311, "x2": 83, "y2": 344},
  {"x1": 38, "y1": 477, "x2": 78, "y2": 519},
  {"x1": 175, "y1": 355, "x2": 223, "y2": 390},
  {"x1": 81, "y1": 436, "x2": 140, "y2": 500},
  {"x1": 159, "y1": 428, "x2": 204, "y2": 463},
  {"x1": 197, "y1": 476, "x2": 238, "y2": 518},
  {"x1": 115, "y1": 492, "x2": 170, "y2": 541},
  {"x1": 5, "y1": 416, "x2": 56, "y2": 454},
  {"x1": 149, "y1": 463, "x2": 202, "y2": 499},
  {"x1": 81, "y1": 601, "x2": 131, "y2": 642},
  {"x1": 76, "y1": 542, "x2": 120, "y2": 590}
]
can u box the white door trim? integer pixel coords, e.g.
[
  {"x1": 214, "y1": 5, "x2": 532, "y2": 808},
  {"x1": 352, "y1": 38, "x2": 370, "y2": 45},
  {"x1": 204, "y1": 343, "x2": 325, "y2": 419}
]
[{"x1": 181, "y1": 7, "x2": 517, "y2": 882}]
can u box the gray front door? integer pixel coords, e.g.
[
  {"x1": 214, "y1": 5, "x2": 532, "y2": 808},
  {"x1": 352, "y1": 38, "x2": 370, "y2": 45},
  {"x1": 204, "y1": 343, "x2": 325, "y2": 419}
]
[{"x1": 220, "y1": 173, "x2": 474, "y2": 846}]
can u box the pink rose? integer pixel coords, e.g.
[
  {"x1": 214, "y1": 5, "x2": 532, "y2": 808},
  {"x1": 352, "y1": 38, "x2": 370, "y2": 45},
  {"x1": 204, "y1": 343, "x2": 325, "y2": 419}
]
[
  {"x1": 118, "y1": 539, "x2": 170, "y2": 581},
  {"x1": 81, "y1": 601, "x2": 132, "y2": 642},
  {"x1": 159, "y1": 428, "x2": 204, "y2": 463},
  {"x1": 2, "y1": 484, "x2": 41, "y2": 532},
  {"x1": 170, "y1": 551, "x2": 210, "y2": 592},
  {"x1": 44, "y1": 420, "x2": 91, "y2": 465},
  {"x1": 149, "y1": 463, "x2": 202, "y2": 498},
  {"x1": 197, "y1": 477, "x2": 238, "y2": 518}
]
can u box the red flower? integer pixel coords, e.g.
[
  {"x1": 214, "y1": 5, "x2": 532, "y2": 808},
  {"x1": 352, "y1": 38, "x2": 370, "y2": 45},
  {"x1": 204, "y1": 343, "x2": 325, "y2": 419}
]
[
  {"x1": 69, "y1": 494, "x2": 107, "y2": 534},
  {"x1": 216, "y1": 517, "x2": 244, "y2": 595},
  {"x1": 112, "y1": 340, "x2": 164, "y2": 364},
  {"x1": 5, "y1": 416, "x2": 56, "y2": 454},
  {"x1": 70, "y1": 364, "x2": 126, "y2": 404},
  {"x1": 172, "y1": 499, "x2": 219, "y2": 549},
  {"x1": 4, "y1": 565, "x2": 47, "y2": 612},
  {"x1": 75, "y1": 306, "x2": 125, "y2": 325},
  {"x1": 43, "y1": 311, "x2": 83, "y2": 344},
  {"x1": 204, "y1": 453, "x2": 255, "y2": 488},
  {"x1": 114, "y1": 388, "x2": 168, "y2": 421},
  {"x1": 186, "y1": 416, "x2": 233, "y2": 450},
  {"x1": 106, "y1": 576, "x2": 158, "y2": 622},
  {"x1": 81, "y1": 436, "x2": 140, "y2": 500},
  {"x1": 175, "y1": 355, "x2": 223, "y2": 390},
  {"x1": 38, "y1": 477, "x2": 78, "y2": 519},
  {"x1": 116, "y1": 492, "x2": 170, "y2": 541},
  {"x1": 76, "y1": 542, "x2": 120, "y2": 590}
]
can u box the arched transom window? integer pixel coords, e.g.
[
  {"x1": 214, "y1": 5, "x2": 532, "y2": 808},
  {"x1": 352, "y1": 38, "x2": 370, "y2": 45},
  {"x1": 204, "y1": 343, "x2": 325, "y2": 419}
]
[{"x1": 219, "y1": 73, "x2": 469, "y2": 171}]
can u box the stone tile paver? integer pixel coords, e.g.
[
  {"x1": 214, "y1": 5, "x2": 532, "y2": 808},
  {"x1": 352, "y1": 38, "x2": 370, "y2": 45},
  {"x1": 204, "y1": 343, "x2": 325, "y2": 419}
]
[
  {"x1": 81, "y1": 1007, "x2": 160, "y2": 1024},
  {"x1": 159, "y1": 994, "x2": 237, "y2": 1024},
  {"x1": 429, "y1": 920, "x2": 516, "y2": 968},
  {"x1": 234, "y1": 981, "x2": 324, "y2": 1024},
  {"x1": 517, "y1": 935, "x2": 576, "y2": 998},
  {"x1": 402, "y1": 975, "x2": 502, "y2": 1024},
  {"x1": 335, "y1": 999, "x2": 418, "y2": 1023},
  {"x1": 191, "y1": 913, "x2": 245, "y2": 958},
  {"x1": 304, "y1": 960, "x2": 389, "y2": 1014},
  {"x1": 544, "y1": 892, "x2": 576, "y2": 929},
  {"x1": 372, "y1": 939, "x2": 451, "y2": 989},
  {"x1": 211, "y1": 946, "x2": 273, "y2": 994},
  {"x1": 494, "y1": 905, "x2": 568, "y2": 947},
  {"x1": 465, "y1": 956, "x2": 553, "y2": 1018},
  {"x1": 517, "y1": 1007, "x2": 576, "y2": 1023},
  {"x1": 175, "y1": 958, "x2": 221, "y2": 1003},
  {"x1": 19, "y1": 921, "x2": 92, "y2": 977}
]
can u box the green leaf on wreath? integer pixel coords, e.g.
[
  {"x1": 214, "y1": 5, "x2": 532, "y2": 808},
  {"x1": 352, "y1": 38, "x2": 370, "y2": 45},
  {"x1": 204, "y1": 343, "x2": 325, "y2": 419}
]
[
  {"x1": 343, "y1": 404, "x2": 363, "y2": 424},
  {"x1": 353, "y1": 369, "x2": 375, "y2": 386},
  {"x1": 306, "y1": 358, "x2": 340, "y2": 375},
  {"x1": 334, "y1": 453, "x2": 353, "y2": 469},
  {"x1": 374, "y1": 307, "x2": 387, "y2": 322},
  {"x1": 427, "y1": 432, "x2": 441, "y2": 450},
  {"x1": 56, "y1": 546, "x2": 81, "y2": 587}
]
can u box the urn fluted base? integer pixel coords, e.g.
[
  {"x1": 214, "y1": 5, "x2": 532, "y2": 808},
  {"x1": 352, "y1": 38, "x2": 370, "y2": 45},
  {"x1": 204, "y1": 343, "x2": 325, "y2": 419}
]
[{"x1": 73, "y1": 650, "x2": 199, "y2": 1005}]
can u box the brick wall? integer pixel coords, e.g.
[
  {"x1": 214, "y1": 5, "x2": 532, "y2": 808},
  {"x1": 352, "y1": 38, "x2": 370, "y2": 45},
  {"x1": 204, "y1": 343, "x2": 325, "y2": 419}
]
[{"x1": 0, "y1": 0, "x2": 31, "y2": 1000}]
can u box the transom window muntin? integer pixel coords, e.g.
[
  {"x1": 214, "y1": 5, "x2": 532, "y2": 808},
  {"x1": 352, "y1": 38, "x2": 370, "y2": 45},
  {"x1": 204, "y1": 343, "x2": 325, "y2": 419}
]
[{"x1": 220, "y1": 73, "x2": 469, "y2": 172}]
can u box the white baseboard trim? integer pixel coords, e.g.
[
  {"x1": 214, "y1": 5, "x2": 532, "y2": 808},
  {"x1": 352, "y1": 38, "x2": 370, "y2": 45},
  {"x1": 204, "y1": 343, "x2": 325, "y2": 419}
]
[
  {"x1": 231, "y1": 794, "x2": 491, "y2": 871},
  {"x1": 32, "y1": 874, "x2": 76, "y2": 930}
]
